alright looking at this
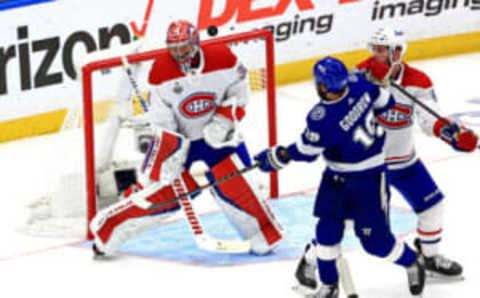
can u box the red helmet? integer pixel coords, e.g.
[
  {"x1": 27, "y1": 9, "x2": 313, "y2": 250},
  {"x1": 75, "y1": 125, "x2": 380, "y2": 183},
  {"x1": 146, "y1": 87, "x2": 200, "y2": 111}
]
[{"x1": 166, "y1": 20, "x2": 200, "y2": 72}]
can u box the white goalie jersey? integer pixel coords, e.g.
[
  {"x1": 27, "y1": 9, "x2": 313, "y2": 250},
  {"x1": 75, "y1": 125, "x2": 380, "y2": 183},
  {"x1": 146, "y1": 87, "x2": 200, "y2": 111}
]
[
  {"x1": 357, "y1": 61, "x2": 442, "y2": 170},
  {"x1": 143, "y1": 43, "x2": 249, "y2": 140}
]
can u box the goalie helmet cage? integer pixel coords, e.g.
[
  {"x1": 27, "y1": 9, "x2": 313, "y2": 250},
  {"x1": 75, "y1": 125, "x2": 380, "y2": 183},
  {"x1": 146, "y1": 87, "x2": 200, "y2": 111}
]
[{"x1": 82, "y1": 29, "x2": 278, "y2": 240}]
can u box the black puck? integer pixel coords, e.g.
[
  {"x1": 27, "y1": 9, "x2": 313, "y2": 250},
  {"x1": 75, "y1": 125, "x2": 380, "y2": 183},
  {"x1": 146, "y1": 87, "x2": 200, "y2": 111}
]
[{"x1": 207, "y1": 25, "x2": 218, "y2": 37}]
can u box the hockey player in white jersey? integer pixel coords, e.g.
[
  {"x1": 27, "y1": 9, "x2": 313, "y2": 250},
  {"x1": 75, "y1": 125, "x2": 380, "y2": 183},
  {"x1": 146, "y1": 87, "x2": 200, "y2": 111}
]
[
  {"x1": 354, "y1": 28, "x2": 478, "y2": 279},
  {"x1": 89, "y1": 20, "x2": 283, "y2": 257}
]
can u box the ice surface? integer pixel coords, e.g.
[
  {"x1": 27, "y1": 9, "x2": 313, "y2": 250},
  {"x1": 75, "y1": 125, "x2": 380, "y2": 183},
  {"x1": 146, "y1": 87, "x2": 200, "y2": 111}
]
[{"x1": 2, "y1": 53, "x2": 480, "y2": 297}]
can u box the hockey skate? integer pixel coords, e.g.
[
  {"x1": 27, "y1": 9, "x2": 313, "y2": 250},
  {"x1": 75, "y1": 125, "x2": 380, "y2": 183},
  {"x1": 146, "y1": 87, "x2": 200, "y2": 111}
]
[
  {"x1": 414, "y1": 238, "x2": 464, "y2": 282},
  {"x1": 92, "y1": 243, "x2": 107, "y2": 260},
  {"x1": 314, "y1": 283, "x2": 339, "y2": 298},
  {"x1": 293, "y1": 242, "x2": 320, "y2": 297},
  {"x1": 406, "y1": 257, "x2": 426, "y2": 297}
]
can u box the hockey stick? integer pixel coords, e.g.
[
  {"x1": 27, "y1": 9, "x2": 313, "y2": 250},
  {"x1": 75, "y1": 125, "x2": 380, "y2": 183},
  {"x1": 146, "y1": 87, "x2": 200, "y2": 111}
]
[
  {"x1": 390, "y1": 82, "x2": 480, "y2": 150},
  {"x1": 174, "y1": 177, "x2": 251, "y2": 254},
  {"x1": 147, "y1": 162, "x2": 260, "y2": 211},
  {"x1": 390, "y1": 82, "x2": 450, "y2": 128},
  {"x1": 369, "y1": 62, "x2": 452, "y2": 129},
  {"x1": 337, "y1": 256, "x2": 359, "y2": 298}
]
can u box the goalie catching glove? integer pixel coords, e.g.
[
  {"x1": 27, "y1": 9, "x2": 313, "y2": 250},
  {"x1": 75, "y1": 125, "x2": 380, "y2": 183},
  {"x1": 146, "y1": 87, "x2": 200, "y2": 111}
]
[
  {"x1": 433, "y1": 118, "x2": 478, "y2": 152},
  {"x1": 203, "y1": 95, "x2": 246, "y2": 149},
  {"x1": 203, "y1": 115, "x2": 235, "y2": 148}
]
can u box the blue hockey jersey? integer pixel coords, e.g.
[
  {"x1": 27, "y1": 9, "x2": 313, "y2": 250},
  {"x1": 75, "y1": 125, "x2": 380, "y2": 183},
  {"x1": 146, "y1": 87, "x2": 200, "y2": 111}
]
[{"x1": 287, "y1": 72, "x2": 395, "y2": 174}]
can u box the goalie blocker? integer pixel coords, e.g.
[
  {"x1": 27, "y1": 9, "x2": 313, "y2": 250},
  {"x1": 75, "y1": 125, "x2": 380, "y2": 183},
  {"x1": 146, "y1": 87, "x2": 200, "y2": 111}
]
[{"x1": 90, "y1": 128, "x2": 283, "y2": 256}]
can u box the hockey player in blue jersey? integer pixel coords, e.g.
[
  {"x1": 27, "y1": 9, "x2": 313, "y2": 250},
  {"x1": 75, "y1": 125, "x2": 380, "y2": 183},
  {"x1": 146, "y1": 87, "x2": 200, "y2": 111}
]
[{"x1": 255, "y1": 57, "x2": 425, "y2": 297}]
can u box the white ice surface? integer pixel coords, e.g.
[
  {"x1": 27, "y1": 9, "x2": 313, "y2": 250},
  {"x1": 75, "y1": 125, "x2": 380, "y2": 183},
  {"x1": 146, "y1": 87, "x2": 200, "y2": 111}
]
[{"x1": 2, "y1": 53, "x2": 480, "y2": 297}]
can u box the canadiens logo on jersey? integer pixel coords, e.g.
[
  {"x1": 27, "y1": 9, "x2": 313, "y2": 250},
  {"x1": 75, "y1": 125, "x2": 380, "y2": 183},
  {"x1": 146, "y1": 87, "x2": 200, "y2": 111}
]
[
  {"x1": 377, "y1": 103, "x2": 413, "y2": 129},
  {"x1": 180, "y1": 92, "x2": 217, "y2": 118}
]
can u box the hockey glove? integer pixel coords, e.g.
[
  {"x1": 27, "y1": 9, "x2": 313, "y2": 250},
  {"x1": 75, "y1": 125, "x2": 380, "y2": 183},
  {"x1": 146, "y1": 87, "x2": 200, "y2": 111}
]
[
  {"x1": 203, "y1": 115, "x2": 237, "y2": 149},
  {"x1": 254, "y1": 146, "x2": 290, "y2": 172},
  {"x1": 433, "y1": 118, "x2": 478, "y2": 152},
  {"x1": 365, "y1": 59, "x2": 391, "y2": 87}
]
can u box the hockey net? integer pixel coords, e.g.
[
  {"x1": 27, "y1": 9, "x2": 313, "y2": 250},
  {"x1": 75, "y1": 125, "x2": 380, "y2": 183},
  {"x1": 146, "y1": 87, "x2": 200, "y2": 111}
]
[{"x1": 20, "y1": 29, "x2": 278, "y2": 239}]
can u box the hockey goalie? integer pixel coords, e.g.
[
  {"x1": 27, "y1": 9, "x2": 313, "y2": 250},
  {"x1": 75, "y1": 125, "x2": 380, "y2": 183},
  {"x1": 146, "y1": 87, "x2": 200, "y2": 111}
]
[{"x1": 89, "y1": 20, "x2": 284, "y2": 257}]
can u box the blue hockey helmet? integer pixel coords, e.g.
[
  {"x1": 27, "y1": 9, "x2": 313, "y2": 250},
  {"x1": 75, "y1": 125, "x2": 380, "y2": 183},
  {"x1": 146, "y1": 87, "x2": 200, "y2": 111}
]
[{"x1": 313, "y1": 57, "x2": 349, "y2": 93}]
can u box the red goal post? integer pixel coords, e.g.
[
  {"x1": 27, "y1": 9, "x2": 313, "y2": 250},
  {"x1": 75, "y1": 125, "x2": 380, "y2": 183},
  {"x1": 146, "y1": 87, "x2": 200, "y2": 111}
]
[{"x1": 81, "y1": 29, "x2": 279, "y2": 240}]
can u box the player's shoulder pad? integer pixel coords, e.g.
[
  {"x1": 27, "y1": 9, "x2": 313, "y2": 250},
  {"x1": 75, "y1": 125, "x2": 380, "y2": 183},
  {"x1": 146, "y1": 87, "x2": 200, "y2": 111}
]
[
  {"x1": 401, "y1": 62, "x2": 433, "y2": 89},
  {"x1": 347, "y1": 71, "x2": 371, "y2": 91},
  {"x1": 202, "y1": 43, "x2": 238, "y2": 74},
  {"x1": 348, "y1": 71, "x2": 366, "y2": 84},
  {"x1": 148, "y1": 52, "x2": 184, "y2": 85},
  {"x1": 306, "y1": 103, "x2": 329, "y2": 133},
  {"x1": 346, "y1": 71, "x2": 380, "y2": 101},
  {"x1": 308, "y1": 103, "x2": 327, "y2": 122}
]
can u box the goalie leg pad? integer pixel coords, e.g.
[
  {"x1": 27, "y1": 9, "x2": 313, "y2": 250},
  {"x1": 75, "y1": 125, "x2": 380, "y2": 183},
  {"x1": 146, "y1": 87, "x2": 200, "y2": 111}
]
[
  {"x1": 208, "y1": 153, "x2": 284, "y2": 255},
  {"x1": 90, "y1": 184, "x2": 179, "y2": 255},
  {"x1": 90, "y1": 171, "x2": 198, "y2": 255}
]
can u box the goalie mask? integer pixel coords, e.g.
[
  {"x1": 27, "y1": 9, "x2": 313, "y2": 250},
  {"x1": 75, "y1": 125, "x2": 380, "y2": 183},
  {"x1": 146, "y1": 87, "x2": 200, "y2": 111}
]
[
  {"x1": 166, "y1": 20, "x2": 200, "y2": 73},
  {"x1": 368, "y1": 27, "x2": 407, "y2": 65}
]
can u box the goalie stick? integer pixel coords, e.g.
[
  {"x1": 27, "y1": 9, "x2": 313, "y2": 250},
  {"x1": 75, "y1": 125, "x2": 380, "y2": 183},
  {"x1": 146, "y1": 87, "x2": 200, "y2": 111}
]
[
  {"x1": 119, "y1": 162, "x2": 259, "y2": 253},
  {"x1": 120, "y1": 56, "x2": 149, "y2": 112},
  {"x1": 130, "y1": 163, "x2": 261, "y2": 253},
  {"x1": 143, "y1": 162, "x2": 260, "y2": 211},
  {"x1": 174, "y1": 177, "x2": 251, "y2": 254}
]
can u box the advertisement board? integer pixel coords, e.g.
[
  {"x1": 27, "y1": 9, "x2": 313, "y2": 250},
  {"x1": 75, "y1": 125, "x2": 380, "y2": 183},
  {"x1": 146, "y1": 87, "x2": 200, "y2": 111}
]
[{"x1": 0, "y1": 0, "x2": 479, "y2": 140}]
